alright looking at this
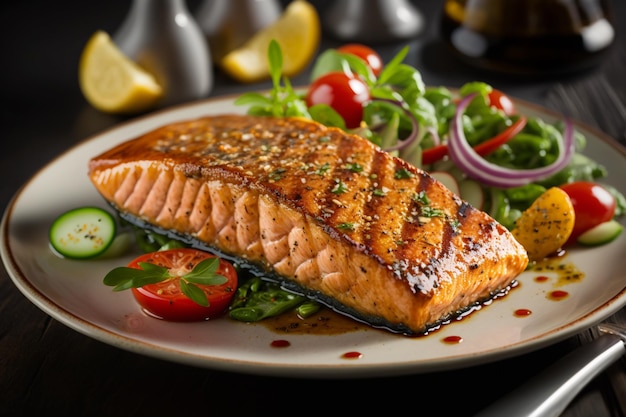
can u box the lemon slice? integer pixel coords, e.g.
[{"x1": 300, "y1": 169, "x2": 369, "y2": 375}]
[
  {"x1": 79, "y1": 31, "x2": 163, "y2": 114},
  {"x1": 219, "y1": 0, "x2": 320, "y2": 83}
]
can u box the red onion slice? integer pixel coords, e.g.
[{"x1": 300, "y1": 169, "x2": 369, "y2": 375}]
[
  {"x1": 377, "y1": 99, "x2": 420, "y2": 152},
  {"x1": 447, "y1": 94, "x2": 575, "y2": 188}
]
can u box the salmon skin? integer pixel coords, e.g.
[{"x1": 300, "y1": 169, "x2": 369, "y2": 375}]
[{"x1": 88, "y1": 114, "x2": 529, "y2": 335}]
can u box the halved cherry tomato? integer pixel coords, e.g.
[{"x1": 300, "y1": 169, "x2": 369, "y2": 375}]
[
  {"x1": 305, "y1": 71, "x2": 370, "y2": 128},
  {"x1": 129, "y1": 248, "x2": 238, "y2": 321},
  {"x1": 560, "y1": 181, "x2": 617, "y2": 244},
  {"x1": 488, "y1": 89, "x2": 516, "y2": 115},
  {"x1": 337, "y1": 43, "x2": 383, "y2": 76}
]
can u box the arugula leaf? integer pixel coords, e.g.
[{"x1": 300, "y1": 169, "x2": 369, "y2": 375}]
[{"x1": 235, "y1": 39, "x2": 310, "y2": 118}]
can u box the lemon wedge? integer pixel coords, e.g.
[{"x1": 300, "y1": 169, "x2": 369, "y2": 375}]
[
  {"x1": 219, "y1": 0, "x2": 320, "y2": 83},
  {"x1": 79, "y1": 31, "x2": 163, "y2": 114}
]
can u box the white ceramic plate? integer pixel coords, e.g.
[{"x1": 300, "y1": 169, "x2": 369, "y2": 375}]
[{"x1": 2, "y1": 95, "x2": 626, "y2": 378}]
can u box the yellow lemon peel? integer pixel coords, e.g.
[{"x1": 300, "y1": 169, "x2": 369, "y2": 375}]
[
  {"x1": 219, "y1": 0, "x2": 320, "y2": 83},
  {"x1": 79, "y1": 31, "x2": 163, "y2": 114}
]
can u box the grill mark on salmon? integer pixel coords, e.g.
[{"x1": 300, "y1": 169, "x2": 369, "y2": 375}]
[{"x1": 88, "y1": 115, "x2": 529, "y2": 335}]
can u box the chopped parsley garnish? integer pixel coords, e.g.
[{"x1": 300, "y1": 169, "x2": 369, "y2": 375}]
[
  {"x1": 450, "y1": 219, "x2": 461, "y2": 233},
  {"x1": 331, "y1": 179, "x2": 348, "y2": 194},
  {"x1": 269, "y1": 167, "x2": 287, "y2": 181},
  {"x1": 411, "y1": 191, "x2": 430, "y2": 205},
  {"x1": 319, "y1": 135, "x2": 331, "y2": 143},
  {"x1": 345, "y1": 162, "x2": 363, "y2": 173},
  {"x1": 337, "y1": 222, "x2": 355, "y2": 231},
  {"x1": 394, "y1": 168, "x2": 414, "y2": 179},
  {"x1": 421, "y1": 206, "x2": 445, "y2": 218},
  {"x1": 315, "y1": 162, "x2": 330, "y2": 176}
]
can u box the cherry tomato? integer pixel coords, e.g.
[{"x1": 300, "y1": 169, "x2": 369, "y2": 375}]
[
  {"x1": 560, "y1": 181, "x2": 616, "y2": 243},
  {"x1": 129, "y1": 248, "x2": 238, "y2": 321},
  {"x1": 337, "y1": 43, "x2": 383, "y2": 76},
  {"x1": 488, "y1": 89, "x2": 516, "y2": 115},
  {"x1": 306, "y1": 71, "x2": 370, "y2": 129}
]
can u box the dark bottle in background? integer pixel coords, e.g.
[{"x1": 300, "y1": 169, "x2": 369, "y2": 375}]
[{"x1": 440, "y1": 0, "x2": 616, "y2": 76}]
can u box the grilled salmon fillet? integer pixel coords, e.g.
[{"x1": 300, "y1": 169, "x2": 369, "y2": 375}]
[{"x1": 88, "y1": 114, "x2": 529, "y2": 335}]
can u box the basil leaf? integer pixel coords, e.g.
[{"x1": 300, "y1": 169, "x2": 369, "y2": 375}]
[
  {"x1": 103, "y1": 266, "x2": 142, "y2": 290},
  {"x1": 309, "y1": 104, "x2": 346, "y2": 128},
  {"x1": 180, "y1": 280, "x2": 209, "y2": 307},
  {"x1": 295, "y1": 300, "x2": 321, "y2": 318},
  {"x1": 234, "y1": 92, "x2": 273, "y2": 107},
  {"x1": 102, "y1": 263, "x2": 171, "y2": 291},
  {"x1": 184, "y1": 257, "x2": 218, "y2": 278},
  {"x1": 186, "y1": 275, "x2": 228, "y2": 286}
]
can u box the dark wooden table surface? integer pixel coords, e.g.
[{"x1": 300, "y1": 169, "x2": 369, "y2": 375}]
[{"x1": 1, "y1": 1, "x2": 625, "y2": 416}]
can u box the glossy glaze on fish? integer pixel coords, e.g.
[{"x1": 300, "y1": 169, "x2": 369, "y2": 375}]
[{"x1": 88, "y1": 115, "x2": 529, "y2": 335}]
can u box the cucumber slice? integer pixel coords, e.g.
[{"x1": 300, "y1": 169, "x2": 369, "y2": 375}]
[
  {"x1": 577, "y1": 220, "x2": 624, "y2": 246},
  {"x1": 49, "y1": 207, "x2": 117, "y2": 259},
  {"x1": 431, "y1": 171, "x2": 460, "y2": 196},
  {"x1": 459, "y1": 178, "x2": 484, "y2": 210}
]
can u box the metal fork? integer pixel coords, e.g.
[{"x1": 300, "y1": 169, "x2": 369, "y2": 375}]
[{"x1": 474, "y1": 322, "x2": 626, "y2": 417}]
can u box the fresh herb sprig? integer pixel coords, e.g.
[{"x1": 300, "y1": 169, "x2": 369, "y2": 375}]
[
  {"x1": 234, "y1": 40, "x2": 310, "y2": 118},
  {"x1": 103, "y1": 258, "x2": 228, "y2": 307}
]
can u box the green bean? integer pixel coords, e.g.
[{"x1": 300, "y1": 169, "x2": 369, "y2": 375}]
[
  {"x1": 466, "y1": 113, "x2": 508, "y2": 145},
  {"x1": 504, "y1": 184, "x2": 547, "y2": 204},
  {"x1": 296, "y1": 300, "x2": 321, "y2": 318},
  {"x1": 487, "y1": 188, "x2": 510, "y2": 225},
  {"x1": 509, "y1": 133, "x2": 552, "y2": 152},
  {"x1": 229, "y1": 278, "x2": 307, "y2": 322}
]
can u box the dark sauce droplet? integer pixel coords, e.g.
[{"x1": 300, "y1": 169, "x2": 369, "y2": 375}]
[
  {"x1": 341, "y1": 351, "x2": 362, "y2": 359},
  {"x1": 442, "y1": 335, "x2": 463, "y2": 344},
  {"x1": 514, "y1": 308, "x2": 532, "y2": 317},
  {"x1": 534, "y1": 275, "x2": 549, "y2": 283},
  {"x1": 548, "y1": 290, "x2": 569, "y2": 301},
  {"x1": 270, "y1": 339, "x2": 290, "y2": 348}
]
